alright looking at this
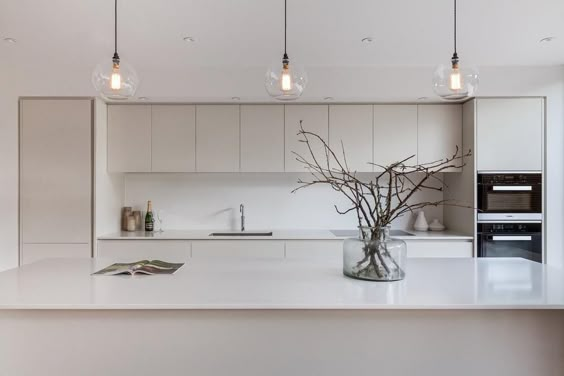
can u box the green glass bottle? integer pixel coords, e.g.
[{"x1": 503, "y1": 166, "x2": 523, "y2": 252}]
[{"x1": 145, "y1": 200, "x2": 154, "y2": 232}]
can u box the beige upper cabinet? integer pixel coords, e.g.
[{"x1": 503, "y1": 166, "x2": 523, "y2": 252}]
[
  {"x1": 285, "y1": 105, "x2": 329, "y2": 172},
  {"x1": 107, "y1": 105, "x2": 152, "y2": 172},
  {"x1": 20, "y1": 99, "x2": 92, "y2": 245},
  {"x1": 196, "y1": 105, "x2": 240, "y2": 172},
  {"x1": 417, "y1": 104, "x2": 463, "y2": 172},
  {"x1": 240, "y1": 105, "x2": 284, "y2": 172},
  {"x1": 151, "y1": 105, "x2": 196, "y2": 172},
  {"x1": 476, "y1": 98, "x2": 543, "y2": 171},
  {"x1": 373, "y1": 105, "x2": 418, "y2": 170},
  {"x1": 329, "y1": 105, "x2": 373, "y2": 172}
]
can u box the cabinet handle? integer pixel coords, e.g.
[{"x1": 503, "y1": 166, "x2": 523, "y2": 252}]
[
  {"x1": 491, "y1": 236, "x2": 532, "y2": 241},
  {"x1": 492, "y1": 186, "x2": 532, "y2": 191}
]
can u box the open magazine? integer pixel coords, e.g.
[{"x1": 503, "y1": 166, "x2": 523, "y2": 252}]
[{"x1": 93, "y1": 260, "x2": 184, "y2": 276}]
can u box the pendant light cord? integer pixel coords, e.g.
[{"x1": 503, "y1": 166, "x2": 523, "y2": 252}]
[
  {"x1": 113, "y1": 0, "x2": 120, "y2": 62},
  {"x1": 283, "y1": 0, "x2": 288, "y2": 60},
  {"x1": 453, "y1": 0, "x2": 457, "y2": 54}
]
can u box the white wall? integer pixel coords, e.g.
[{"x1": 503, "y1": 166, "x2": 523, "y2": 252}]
[
  {"x1": 1, "y1": 65, "x2": 563, "y2": 270},
  {"x1": 123, "y1": 173, "x2": 444, "y2": 231}
]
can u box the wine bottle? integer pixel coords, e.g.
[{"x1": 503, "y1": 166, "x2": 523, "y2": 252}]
[{"x1": 145, "y1": 201, "x2": 154, "y2": 232}]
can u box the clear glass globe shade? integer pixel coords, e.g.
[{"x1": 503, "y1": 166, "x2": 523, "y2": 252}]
[
  {"x1": 92, "y1": 58, "x2": 140, "y2": 100},
  {"x1": 432, "y1": 63, "x2": 479, "y2": 100},
  {"x1": 265, "y1": 61, "x2": 308, "y2": 101}
]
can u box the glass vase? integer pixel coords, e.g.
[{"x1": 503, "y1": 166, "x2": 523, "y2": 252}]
[{"x1": 343, "y1": 226, "x2": 407, "y2": 281}]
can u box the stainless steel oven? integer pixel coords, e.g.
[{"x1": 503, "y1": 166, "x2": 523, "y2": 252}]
[
  {"x1": 477, "y1": 173, "x2": 542, "y2": 221},
  {"x1": 477, "y1": 222, "x2": 542, "y2": 263}
]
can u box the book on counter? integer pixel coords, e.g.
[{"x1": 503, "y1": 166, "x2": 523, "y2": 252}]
[{"x1": 93, "y1": 260, "x2": 184, "y2": 276}]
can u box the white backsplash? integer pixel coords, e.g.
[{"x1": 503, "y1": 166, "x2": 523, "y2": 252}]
[{"x1": 123, "y1": 172, "x2": 444, "y2": 231}]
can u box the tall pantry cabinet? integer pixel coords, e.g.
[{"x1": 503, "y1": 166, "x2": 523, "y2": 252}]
[{"x1": 19, "y1": 98, "x2": 93, "y2": 265}]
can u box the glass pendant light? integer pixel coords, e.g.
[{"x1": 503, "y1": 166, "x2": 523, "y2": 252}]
[
  {"x1": 432, "y1": 0, "x2": 478, "y2": 100},
  {"x1": 92, "y1": 0, "x2": 139, "y2": 99},
  {"x1": 265, "y1": 0, "x2": 307, "y2": 100}
]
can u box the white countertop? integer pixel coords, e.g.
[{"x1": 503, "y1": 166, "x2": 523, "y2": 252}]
[
  {"x1": 0, "y1": 257, "x2": 562, "y2": 310},
  {"x1": 98, "y1": 229, "x2": 473, "y2": 241}
]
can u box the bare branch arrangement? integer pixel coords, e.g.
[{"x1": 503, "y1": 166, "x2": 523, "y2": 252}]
[{"x1": 291, "y1": 121, "x2": 472, "y2": 280}]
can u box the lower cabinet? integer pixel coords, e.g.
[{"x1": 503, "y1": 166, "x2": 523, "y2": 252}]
[
  {"x1": 191, "y1": 241, "x2": 285, "y2": 259},
  {"x1": 22, "y1": 243, "x2": 91, "y2": 265},
  {"x1": 404, "y1": 240, "x2": 473, "y2": 258},
  {"x1": 285, "y1": 241, "x2": 342, "y2": 261},
  {"x1": 97, "y1": 240, "x2": 191, "y2": 262},
  {"x1": 95, "y1": 239, "x2": 473, "y2": 261}
]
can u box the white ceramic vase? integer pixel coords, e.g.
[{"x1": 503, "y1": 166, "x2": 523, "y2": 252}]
[
  {"x1": 429, "y1": 219, "x2": 446, "y2": 231},
  {"x1": 414, "y1": 211, "x2": 429, "y2": 231}
]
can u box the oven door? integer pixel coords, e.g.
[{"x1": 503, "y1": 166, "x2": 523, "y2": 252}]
[
  {"x1": 478, "y1": 233, "x2": 542, "y2": 263},
  {"x1": 477, "y1": 174, "x2": 542, "y2": 216}
]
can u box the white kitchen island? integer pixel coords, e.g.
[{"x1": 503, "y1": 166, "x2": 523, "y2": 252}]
[{"x1": 1, "y1": 257, "x2": 563, "y2": 376}]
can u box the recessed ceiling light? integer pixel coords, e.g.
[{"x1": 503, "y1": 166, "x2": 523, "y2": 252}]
[
  {"x1": 183, "y1": 36, "x2": 196, "y2": 43},
  {"x1": 3, "y1": 37, "x2": 16, "y2": 44},
  {"x1": 231, "y1": 96, "x2": 240, "y2": 101},
  {"x1": 324, "y1": 96, "x2": 334, "y2": 101},
  {"x1": 539, "y1": 36, "x2": 556, "y2": 43},
  {"x1": 361, "y1": 37, "x2": 373, "y2": 43}
]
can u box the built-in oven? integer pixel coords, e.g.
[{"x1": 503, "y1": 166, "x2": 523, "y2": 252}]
[
  {"x1": 477, "y1": 222, "x2": 542, "y2": 263},
  {"x1": 477, "y1": 173, "x2": 542, "y2": 221}
]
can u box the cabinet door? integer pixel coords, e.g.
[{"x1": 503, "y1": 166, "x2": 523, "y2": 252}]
[
  {"x1": 404, "y1": 240, "x2": 473, "y2": 258},
  {"x1": 196, "y1": 105, "x2": 240, "y2": 172},
  {"x1": 329, "y1": 105, "x2": 373, "y2": 172},
  {"x1": 107, "y1": 105, "x2": 151, "y2": 172},
  {"x1": 22, "y1": 243, "x2": 91, "y2": 265},
  {"x1": 240, "y1": 105, "x2": 284, "y2": 172},
  {"x1": 20, "y1": 99, "x2": 92, "y2": 243},
  {"x1": 476, "y1": 98, "x2": 543, "y2": 171},
  {"x1": 191, "y1": 241, "x2": 285, "y2": 259},
  {"x1": 373, "y1": 105, "x2": 417, "y2": 170},
  {"x1": 417, "y1": 105, "x2": 462, "y2": 172},
  {"x1": 285, "y1": 241, "x2": 342, "y2": 261},
  {"x1": 285, "y1": 105, "x2": 329, "y2": 172},
  {"x1": 97, "y1": 240, "x2": 191, "y2": 262},
  {"x1": 151, "y1": 105, "x2": 196, "y2": 172}
]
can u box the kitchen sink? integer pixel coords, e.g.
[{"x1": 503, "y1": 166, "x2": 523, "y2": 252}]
[{"x1": 209, "y1": 232, "x2": 273, "y2": 237}]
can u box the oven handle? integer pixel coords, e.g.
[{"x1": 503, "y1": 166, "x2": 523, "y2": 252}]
[
  {"x1": 491, "y1": 235, "x2": 532, "y2": 241},
  {"x1": 492, "y1": 186, "x2": 532, "y2": 191}
]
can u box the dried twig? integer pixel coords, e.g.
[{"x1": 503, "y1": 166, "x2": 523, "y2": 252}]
[{"x1": 292, "y1": 120, "x2": 472, "y2": 232}]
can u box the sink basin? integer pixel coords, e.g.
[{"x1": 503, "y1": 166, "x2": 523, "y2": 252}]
[{"x1": 209, "y1": 232, "x2": 273, "y2": 237}]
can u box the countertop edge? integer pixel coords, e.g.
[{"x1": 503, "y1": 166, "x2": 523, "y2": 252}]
[{"x1": 1, "y1": 305, "x2": 562, "y2": 310}]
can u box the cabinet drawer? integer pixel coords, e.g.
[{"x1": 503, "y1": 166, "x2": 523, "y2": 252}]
[
  {"x1": 404, "y1": 240, "x2": 473, "y2": 258},
  {"x1": 191, "y1": 241, "x2": 285, "y2": 259},
  {"x1": 97, "y1": 240, "x2": 191, "y2": 262},
  {"x1": 285, "y1": 241, "x2": 342, "y2": 260}
]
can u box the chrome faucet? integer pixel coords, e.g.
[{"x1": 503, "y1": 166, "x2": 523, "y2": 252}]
[{"x1": 240, "y1": 204, "x2": 245, "y2": 232}]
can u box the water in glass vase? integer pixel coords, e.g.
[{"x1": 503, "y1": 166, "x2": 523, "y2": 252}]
[{"x1": 343, "y1": 227, "x2": 407, "y2": 281}]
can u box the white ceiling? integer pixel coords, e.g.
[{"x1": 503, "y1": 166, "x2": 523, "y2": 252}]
[
  {"x1": 1, "y1": 0, "x2": 563, "y2": 101},
  {"x1": 2, "y1": 0, "x2": 564, "y2": 67}
]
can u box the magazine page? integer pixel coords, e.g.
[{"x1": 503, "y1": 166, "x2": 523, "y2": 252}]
[{"x1": 93, "y1": 260, "x2": 184, "y2": 276}]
